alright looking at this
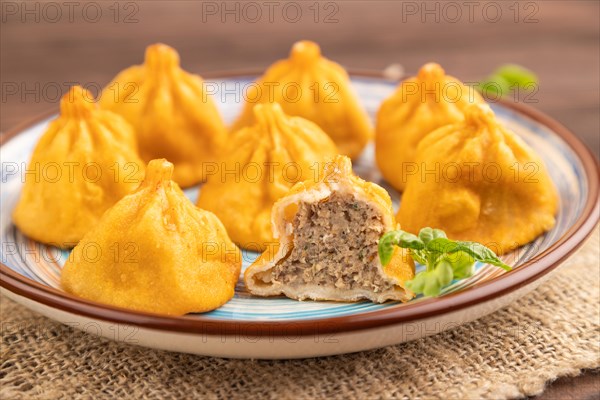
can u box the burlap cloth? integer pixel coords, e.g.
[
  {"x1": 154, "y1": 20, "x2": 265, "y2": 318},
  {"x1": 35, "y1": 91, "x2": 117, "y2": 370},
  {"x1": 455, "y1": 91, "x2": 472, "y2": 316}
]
[{"x1": 1, "y1": 228, "x2": 598, "y2": 399}]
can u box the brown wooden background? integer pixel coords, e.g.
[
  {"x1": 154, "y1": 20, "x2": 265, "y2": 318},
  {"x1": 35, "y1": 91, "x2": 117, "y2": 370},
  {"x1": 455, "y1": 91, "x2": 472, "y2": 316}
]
[
  {"x1": 1, "y1": 0, "x2": 599, "y2": 156},
  {"x1": 1, "y1": 0, "x2": 598, "y2": 397}
]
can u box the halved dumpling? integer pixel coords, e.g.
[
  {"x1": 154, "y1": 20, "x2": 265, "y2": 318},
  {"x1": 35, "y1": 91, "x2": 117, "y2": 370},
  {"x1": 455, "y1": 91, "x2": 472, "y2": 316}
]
[{"x1": 245, "y1": 155, "x2": 414, "y2": 303}]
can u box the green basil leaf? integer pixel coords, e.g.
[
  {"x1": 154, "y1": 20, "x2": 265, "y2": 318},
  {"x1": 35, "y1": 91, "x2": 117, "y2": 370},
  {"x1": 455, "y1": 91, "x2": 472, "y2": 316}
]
[
  {"x1": 380, "y1": 228, "x2": 511, "y2": 299},
  {"x1": 427, "y1": 260, "x2": 454, "y2": 296},
  {"x1": 493, "y1": 64, "x2": 538, "y2": 89},
  {"x1": 404, "y1": 270, "x2": 427, "y2": 294},
  {"x1": 455, "y1": 241, "x2": 511, "y2": 271},
  {"x1": 378, "y1": 230, "x2": 424, "y2": 266},
  {"x1": 405, "y1": 259, "x2": 454, "y2": 297},
  {"x1": 444, "y1": 251, "x2": 475, "y2": 280},
  {"x1": 408, "y1": 249, "x2": 427, "y2": 266},
  {"x1": 425, "y1": 237, "x2": 459, "y2": 254},
  {"x1": 480, "y1": 77, "x2": 510, "y2": 97},
  {"x1": 418, "y1": 227, "x2": 447, "y2": 245},
  {"x1": 424, "y1": 238, "x2": 510, "y2": 271},
  {"x1": 479, "y1": 64, "x2": 539, "y2": 98}
]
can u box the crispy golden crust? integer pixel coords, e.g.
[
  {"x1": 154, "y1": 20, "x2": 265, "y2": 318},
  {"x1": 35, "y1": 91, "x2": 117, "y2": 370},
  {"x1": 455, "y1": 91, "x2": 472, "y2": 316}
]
[
  {"x1": 99, "y1": 43, "x2": 227, "y2": 187},
  {"x1": 376, "y1": 63, "x2": 484, "y2": 191},
  {"x1": 230, "y1": 40, "x2": 372, "y2": 159},
  {"x1": 61, "y1": 159, "x2": 242, "y2": 316},
  {"x1": 197, "y1": 102, "x2": 338, "y2": 251},
  {"x1": 12, "y1": 86, "x2": 144, "y2": 248},
  {"x1": 398, "y1": 104, "x2": 559, "y2": 255},
  {"x1": 245, "y1": 155, "x2": 415, "y2": 303}
]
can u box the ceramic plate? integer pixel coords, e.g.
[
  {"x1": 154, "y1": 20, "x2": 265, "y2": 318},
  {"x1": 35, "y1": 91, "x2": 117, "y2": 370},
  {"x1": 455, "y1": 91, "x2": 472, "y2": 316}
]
[{"x1": 1, "y1": 75, "x2": 598, "y2": 359}]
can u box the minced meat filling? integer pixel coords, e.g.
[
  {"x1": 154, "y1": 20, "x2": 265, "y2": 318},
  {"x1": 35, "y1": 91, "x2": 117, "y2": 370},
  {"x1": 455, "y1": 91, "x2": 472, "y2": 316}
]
[{"x1": 270, "y1": 192, "x2": 394, "y2": 293}]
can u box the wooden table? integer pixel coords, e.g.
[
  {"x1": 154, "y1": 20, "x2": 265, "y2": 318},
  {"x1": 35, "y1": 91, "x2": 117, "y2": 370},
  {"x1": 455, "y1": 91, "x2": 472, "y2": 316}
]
[{"x1": 1, "y1": 1, "x2": 598, "y2": 398}]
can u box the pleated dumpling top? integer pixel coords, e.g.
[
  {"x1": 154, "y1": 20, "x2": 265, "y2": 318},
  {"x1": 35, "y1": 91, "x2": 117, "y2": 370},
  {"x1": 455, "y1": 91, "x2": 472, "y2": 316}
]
[
  {"x1": 230, "y1": 40, "x2": 372, "y2": 159},
  {"x1": 12, "y1": 85, "x2": 144, "y2": 248},
  {"x1": 100, "y1": 43, "x2": 227, "y2": 187},
  {"x1": 376, "y1": 63, "x2": 484, "y2": 191},
  {"x1": 197, "y1": 102, "x2": 338, "y2": 251},
  {"x1": 61, "y1": 159, "x2": 242, "y2": 315},
  {"x1": 398, "y1": 104, "x2": 558, "y2": 254}
]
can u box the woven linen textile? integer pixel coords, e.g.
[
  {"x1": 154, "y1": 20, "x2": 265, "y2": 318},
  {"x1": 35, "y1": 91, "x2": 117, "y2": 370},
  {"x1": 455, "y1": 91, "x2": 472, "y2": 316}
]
[{"x1": 1, "y1": 228, "x2": 598, "y2": 399}]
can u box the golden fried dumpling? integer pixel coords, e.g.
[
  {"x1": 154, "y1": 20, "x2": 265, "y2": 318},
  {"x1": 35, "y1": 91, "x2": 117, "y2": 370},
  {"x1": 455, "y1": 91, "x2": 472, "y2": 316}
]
[
  {"x1": 12, "y1": 86, "x2": 144, "y2": 248},
  {"x1": 245, "y1": 155, "x2": 414, "y2": 303},
  {"x1": 376, "y1": 63, "x2": 484, "y2": 191},
  {"x1": 61, "y1": 159, "x2": 242, "y2": 316},
  {"x1": 100, "y1": 43, "x2": 227, "y2": 188},
  {"x1": 197, "y1": 102, "x2": 338, "y2": 251},
  {"x1": 230, "y1": 40, "x2": 372, "y2": 159},
  {"x1": 398, "y1": 104, "x2": 558, "y2": 255}
]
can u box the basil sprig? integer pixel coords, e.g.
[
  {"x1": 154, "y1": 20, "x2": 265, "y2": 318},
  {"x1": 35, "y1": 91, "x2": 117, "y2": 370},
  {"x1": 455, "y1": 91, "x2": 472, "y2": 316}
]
[
  {"x1": 378, "y1": 228, "x2": 511, "y2": 297},
  {"x1": 479, "y1": 64, "x2": 538, "y2": 97}
]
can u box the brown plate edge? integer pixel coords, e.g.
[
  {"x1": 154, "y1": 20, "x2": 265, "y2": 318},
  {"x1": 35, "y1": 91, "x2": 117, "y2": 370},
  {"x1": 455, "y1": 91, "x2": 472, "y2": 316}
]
[{"x1": 1, "y1": 72, "x2": 599, "y2": 337}]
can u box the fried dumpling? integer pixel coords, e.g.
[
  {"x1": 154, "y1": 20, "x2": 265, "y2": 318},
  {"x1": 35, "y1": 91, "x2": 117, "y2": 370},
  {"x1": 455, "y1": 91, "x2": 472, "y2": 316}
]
[
  {"x1": 99, "y1": 43, "x2": 227, "y2": 187},
  {"x1": 12, "y1": 86, "x2": 144, "y2": 248},
  {"x1": 197, "y1": 102, "x2": 338, "y2": 251},
  {"x1": 230, "y1": 40, "x2": 372, "y2": 159},
  {"x1": 398, "y1": 104, "x2": 558, "y2": 255},
  {"x1": 61, "y1": 159, "x2": 242, "y2": 316},
  {"x1": 376, "y1": 63, "x2": 484, "y2": 191},
  {"x1": 245, "y1": 155, "x2": 415, "y2": 303}
]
